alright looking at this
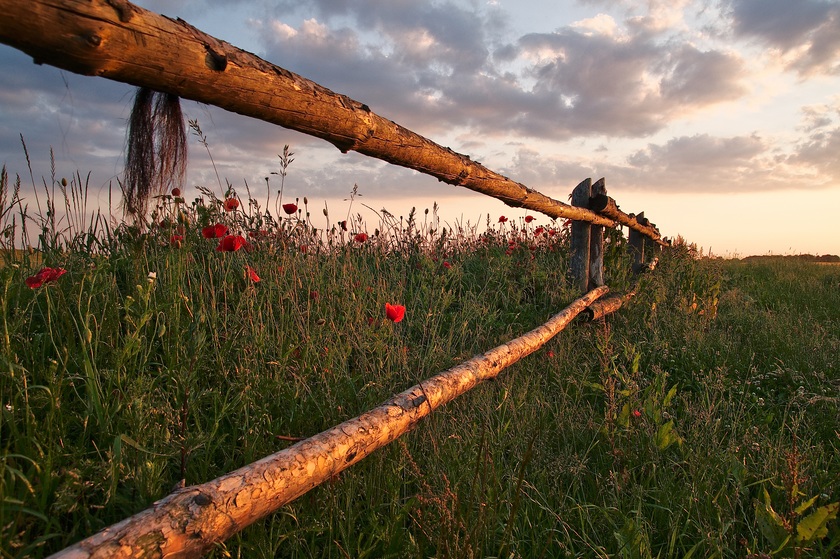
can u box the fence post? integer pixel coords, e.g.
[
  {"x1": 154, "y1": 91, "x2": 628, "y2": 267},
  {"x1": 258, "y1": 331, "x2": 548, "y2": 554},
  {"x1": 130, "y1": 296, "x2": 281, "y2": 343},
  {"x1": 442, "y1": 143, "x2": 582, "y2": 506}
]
[
  {"x1": 642, "y1": 217, "x2": 657, "y2": 263},
  {"x1": 588, "y1": 178, "x2": 606, "y2": 289},
  {"x1": 569, "y1": 178, "x2": 592, "y2": 292},
  {"x1": 628, "y1": 211, "x2": 645, "y2": 274}
]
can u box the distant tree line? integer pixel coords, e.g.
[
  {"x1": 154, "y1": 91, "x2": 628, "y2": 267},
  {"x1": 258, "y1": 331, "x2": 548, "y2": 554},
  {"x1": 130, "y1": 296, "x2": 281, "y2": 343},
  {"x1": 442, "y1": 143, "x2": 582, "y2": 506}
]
[{"x1": 742, "y1": 254, "x2": 840, "y2": 263}]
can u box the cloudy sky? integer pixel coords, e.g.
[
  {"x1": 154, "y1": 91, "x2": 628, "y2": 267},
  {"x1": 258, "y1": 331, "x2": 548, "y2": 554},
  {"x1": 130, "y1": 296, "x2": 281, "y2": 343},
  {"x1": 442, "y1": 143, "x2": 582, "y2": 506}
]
[{"x1": 2, "y1": 0, "x2": 840, "y2": 256}]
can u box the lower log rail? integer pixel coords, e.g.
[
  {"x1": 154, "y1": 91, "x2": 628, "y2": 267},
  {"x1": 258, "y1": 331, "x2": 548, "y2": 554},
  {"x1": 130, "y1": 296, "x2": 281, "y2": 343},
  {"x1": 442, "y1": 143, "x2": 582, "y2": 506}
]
[
  {"x1": 580, "y1": 257, "x2": 659, "y2": 321},
  {"x1": 50, "y1": 286, "x2": 609, "y2": 559},
  {"x1": 582, "y1": 291, "x2": 637, "y2": 322}
]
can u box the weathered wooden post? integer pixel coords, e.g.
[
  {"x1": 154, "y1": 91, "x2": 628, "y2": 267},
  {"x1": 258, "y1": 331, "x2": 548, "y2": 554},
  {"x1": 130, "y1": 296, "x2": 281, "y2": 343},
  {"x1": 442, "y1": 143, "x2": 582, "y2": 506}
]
[
  {"x1": 569, "y1": 178, "x2": 592, "y2": 292},
  {"x1": 588, "y1": 178, "x2": 606, "y2": 289},
  {"x1": 645, "y1": 221, "x2": 664, "y2": 262},
  {"x1": 628, "y1": 211, "x2": 645, "y2": 274},
  {"x1": 642, "y1": 218, "x2": 658, "y2": 262}
]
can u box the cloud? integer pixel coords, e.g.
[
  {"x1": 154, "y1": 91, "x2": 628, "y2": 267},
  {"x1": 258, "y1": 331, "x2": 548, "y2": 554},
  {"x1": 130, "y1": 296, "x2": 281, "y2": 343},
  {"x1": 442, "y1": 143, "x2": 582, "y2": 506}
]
[
  {"x1": 0, "y1": 47, "x2": 134, "y2": 193},
  {"x1": 612, "y1": 133, "x2": 827, "y2": 192},
  {"x1": 581, "y1": 0, "x2": 694, "y2": 35},
  {"x1": 789, "y1": 101, "x2": 840, "y2": 180},
  {"x1": 724, "y1": 0, "x2": 840, "y2": 75},
  {"x1": 255, "y1": 2, "x2": 747, "y2": 142},
  {"x1": 517, "y1": 29, "x2": 746, "y2": 137}
]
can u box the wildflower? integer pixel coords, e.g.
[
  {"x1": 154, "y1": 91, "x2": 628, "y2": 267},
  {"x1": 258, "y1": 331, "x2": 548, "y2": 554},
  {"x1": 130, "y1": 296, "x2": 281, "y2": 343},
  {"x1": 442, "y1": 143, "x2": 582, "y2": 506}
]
[
  {"x1": 147, "y1": 271, "x2": 157, "y2": 283},
  {"x1": 354, "y1": 232, "x2": 368, "y2": 243},
  {"x1": 282, "y1": 203, "x2": 298, "y2": 215},
  {"x1": 547, "y1": 350, "x2": 555, "y2": 358},
  {"x1": 223, "y1": 198, "x2": 240, "y2": 212},
  {"x1": 498, "y1": 215, "x2": 508, "y2": 223},
  {"x1": 525, "y1": 215, "x2": 535, "y2": 223},
  {"x1": 385, "y1": 303, "x2": 405, "y2": 323},
  {"x1": 202, "y1": 223, "x2": 228, "y2": 239},
  {"x1": 632, "y1": 409, "x2": 642, "y2": 418},
  {"x1": 338, "y1": 220, "x2": 348, "y2": 231},
  {"x1": 442, "y1": 261, "x2": 452, "y2": 269},
  {"x1": 309, "y1": 290, "x2": 319, "y2": 300},
  {"x1": 171, "y1": 187, "x2": 181, "y2": 197},
  {"x1": 534, "y1": 226, "x2": 545, "y2": 237},
  {"x1": 246, "y1": 265, "x2": 260, "y2": 283},
  {"x1": 25, "y1": 267, "x2": 67, "y2": 288},
  {"x1": 216, "y1": 234, "x2": 248, "y2": 252},
  {"x1": 170, "y1": 234, "x2": 184, "y2": 248}
]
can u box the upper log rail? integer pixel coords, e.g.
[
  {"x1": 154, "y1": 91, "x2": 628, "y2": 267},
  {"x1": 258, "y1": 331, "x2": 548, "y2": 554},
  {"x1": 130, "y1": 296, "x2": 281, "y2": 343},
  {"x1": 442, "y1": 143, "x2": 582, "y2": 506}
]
[
  {"x1": 0, "y1": 0, "x2": 662, "y2": 241},
  {"x1": 48, "y1": 286, "x2": 609, "y2": 559},
  {"x1": 590, "y1": 193, "x2": 665, "y2": 246}
]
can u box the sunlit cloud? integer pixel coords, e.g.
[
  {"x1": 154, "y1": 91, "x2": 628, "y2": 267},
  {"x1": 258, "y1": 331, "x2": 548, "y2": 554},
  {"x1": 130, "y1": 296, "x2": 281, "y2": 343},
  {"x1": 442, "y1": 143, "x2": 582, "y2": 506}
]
[{"x1": 723, "y1": 0, "x2": 840, "y2": 75}]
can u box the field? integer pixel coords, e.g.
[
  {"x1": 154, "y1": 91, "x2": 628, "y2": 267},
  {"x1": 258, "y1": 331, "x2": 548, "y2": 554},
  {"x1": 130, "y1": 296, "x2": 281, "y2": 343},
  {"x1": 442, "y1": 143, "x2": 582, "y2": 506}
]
[{"x1": 1, "y1": 166, "x2": 838, "y2": 558}]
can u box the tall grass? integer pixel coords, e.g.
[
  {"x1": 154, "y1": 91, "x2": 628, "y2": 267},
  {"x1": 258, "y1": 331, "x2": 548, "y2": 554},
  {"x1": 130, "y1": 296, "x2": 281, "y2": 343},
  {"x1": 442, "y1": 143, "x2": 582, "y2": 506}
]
[{"x1": 0, "y1": 149, "x2": 838, "y2": 558}]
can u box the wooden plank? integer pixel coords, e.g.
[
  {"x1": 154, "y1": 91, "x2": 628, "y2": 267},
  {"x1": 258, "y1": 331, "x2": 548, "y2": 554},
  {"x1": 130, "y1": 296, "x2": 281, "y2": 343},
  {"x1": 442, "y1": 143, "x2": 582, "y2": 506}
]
[
  {"x1": 0, "y1": 0, "x2": 617, "y2": 227},
  {"x1": 48, "y1": 286, "x2": 609, "y2": 559}
]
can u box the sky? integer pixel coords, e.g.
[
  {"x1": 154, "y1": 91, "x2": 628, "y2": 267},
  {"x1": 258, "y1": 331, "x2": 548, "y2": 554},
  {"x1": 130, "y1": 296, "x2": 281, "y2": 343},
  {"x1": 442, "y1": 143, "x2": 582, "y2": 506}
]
[{"x1": 1, "y1": 0, "x2": 840, "y2": 257}]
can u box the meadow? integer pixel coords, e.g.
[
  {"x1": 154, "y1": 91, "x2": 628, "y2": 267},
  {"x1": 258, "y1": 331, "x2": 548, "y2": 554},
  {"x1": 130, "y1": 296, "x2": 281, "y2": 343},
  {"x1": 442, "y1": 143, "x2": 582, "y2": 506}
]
[{"x1": 0, "y1": 155, "x2": 838, "y2": 558}]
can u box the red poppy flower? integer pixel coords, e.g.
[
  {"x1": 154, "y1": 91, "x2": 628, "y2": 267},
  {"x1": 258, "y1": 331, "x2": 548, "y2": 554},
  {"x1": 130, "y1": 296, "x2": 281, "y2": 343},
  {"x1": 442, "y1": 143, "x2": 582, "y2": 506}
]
[
  {"x1": 25, "y1": 267, "x2": 67, "y2": 289},
  {"x1": 338, "y1": 220, "x2": 348, "y2": 231},
  {"x1": 170, "y1": 234, "x2": 184, "y2": 248},
  {"x1": 353, "y1": 232, "x2": 368, "y2": 243},
  {"x1": 202, "y1": 223, "x2": 228, "y2": 239},
  {"x1": 282, "y1": 203, "x2": 298, "y2": 215},
  {"x1": 216, "y1": 234, "x2": 248, "y2": 252},
  {"x1": 498, "y1": 216, "x2": 508, "y2": 223},
  {"x1": 525, "y1": 215, "x2": 535, "y2": 223},
  {"x1": 171, "y1": 187, "x2": 181, "y2": 197},
  {"x1": 223, "y1": 198, "x2": 240, "y2": 212},
  {"x1": 245, "y1": 265, "x2": 260, "y2": 283},
  {"x1": 534, "y1": 226, "x2": 545, "y2": 237},
  {"x1": 442, "y1": 261, "x2": 452, "y2": 269},
  {"x1": 632, "y1": 409, "x2": 642, "y2": 418},
  {"x1": 385, "y1": 303, "x2": 405, "y2": 323}
]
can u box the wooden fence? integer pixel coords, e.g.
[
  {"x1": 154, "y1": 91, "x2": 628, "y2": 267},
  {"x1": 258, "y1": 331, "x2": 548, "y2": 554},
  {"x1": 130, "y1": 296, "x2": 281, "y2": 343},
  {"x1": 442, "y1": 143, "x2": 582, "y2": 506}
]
[{"x1": 0, "y1": 1, "x2": 666, "y2": 557}]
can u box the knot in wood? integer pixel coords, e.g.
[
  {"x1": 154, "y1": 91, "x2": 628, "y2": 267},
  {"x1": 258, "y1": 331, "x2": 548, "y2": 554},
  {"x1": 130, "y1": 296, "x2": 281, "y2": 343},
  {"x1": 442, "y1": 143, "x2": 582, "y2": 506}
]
[
  {"x1": 192, "y1": 492, "x2": 212, "y2": 506},
  {"x1": 205, "y1": 47, "x2": 228, "y2": 72},
  {"x1": 86, "y1": 34, "x2": 102, "y2": 47}
]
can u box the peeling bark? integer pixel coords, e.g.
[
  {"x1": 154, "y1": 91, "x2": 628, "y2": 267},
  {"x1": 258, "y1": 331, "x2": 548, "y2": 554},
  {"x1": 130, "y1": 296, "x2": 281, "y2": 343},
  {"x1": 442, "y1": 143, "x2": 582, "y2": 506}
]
[{"x1": 48, "y1": 287, "x2": 608, "y2": 558}]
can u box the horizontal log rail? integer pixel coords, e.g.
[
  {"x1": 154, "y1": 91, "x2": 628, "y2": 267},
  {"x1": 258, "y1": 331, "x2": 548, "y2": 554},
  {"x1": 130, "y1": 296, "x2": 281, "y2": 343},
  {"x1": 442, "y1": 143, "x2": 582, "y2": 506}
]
[
  {"x1": 589, "y1": 193, "x2": 666, "y2": 245},
  {"x1": 0, "y1": 0, "x2": 659, "y2": 233},
  {"x1": 579, "y1": 257, "x2": 658, "y2": 320},
  {"x1": 581, "y1": 290, "x2": 637, "y2": 322},
  {"x1": 48, "y1": 286, "x2": 609, "y2": 559}
]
